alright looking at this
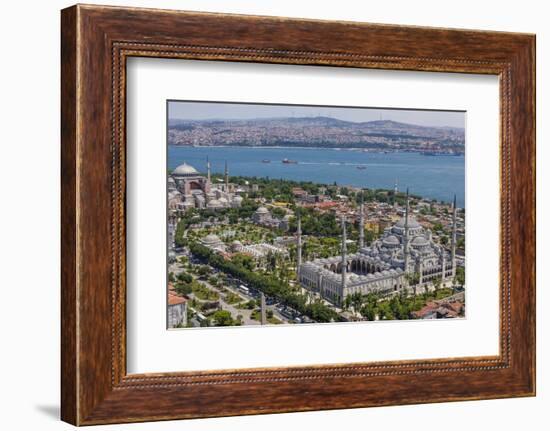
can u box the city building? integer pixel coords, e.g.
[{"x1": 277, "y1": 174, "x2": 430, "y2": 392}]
[
  {"x1": 168, "y1": 292, "x2": 188, "y2": 328},
  {"x1": 252, "y1": 206, "x2": 289, "y2": 230},
  {"x1": 299, "y1": 190, "x2": 460, "y2": 306},
  {"x1": 231, "y1": 241, "x2": 288, "y2": 259}
]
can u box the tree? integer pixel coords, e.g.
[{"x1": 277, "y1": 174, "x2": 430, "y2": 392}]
[
  {"x1": 343, "y1": 295, "x2": 352, "y2": 311},
  {"x1": 174, "y1": 282, "x2": 192, "y2": 296},
  {"x1": 271, "y1": 207, "x2": 286, "y2": 219},
  {"x1": 266, "y1": 252, "x2": 277, "y2": 271},
  {"x1": 177, "y1": 272, "x2": 193, "y2": 284},
  {"x1": 232, "y1": 253, "x2": 255, "y2": 271},
  {"x1": 364, "y1": 229, "x2": 376, "y2": 245},
  {"x1": 196, "y1": 265, "x2": 210, "y2": 277},
  {"x1": 455, "y1": 266, "x2": 465, "y2": 287},
  {"x1": 361, "y1": 302, "x2": 377, "y2": 321},
  {"x1": 433, "y1": 277, "x2": 442, "y2": 294},
  {"x1": 405, "y1": 272, "x2": 421, "y2": 295},
  {"x1": 350, "y1": 292, "x2": 364, "y2": 316},
  {"x1": 212, "y1": 310, "x2": 235, "y2": 326},
  {"x1": 199, "y1": 318, "x2": 211, "y2": 327}
]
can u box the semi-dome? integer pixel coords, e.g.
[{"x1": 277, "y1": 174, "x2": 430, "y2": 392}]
[
  {"x1": 382, "y1": 235, "x2": 400, "y2": 246},
  {"x1": 256, "y1": 206, "x2": 269, "y2": 214},
  {"x1": 172, "y1": 163, "x2": 199, "y2": 176},
  {"x1": 411, "y1": 236, "x2": 429, "y2": 246}
]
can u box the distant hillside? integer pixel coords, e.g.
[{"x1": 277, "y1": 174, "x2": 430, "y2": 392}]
[{"x1": 168, "y1": 117, "x2": 465, "y2": 154}]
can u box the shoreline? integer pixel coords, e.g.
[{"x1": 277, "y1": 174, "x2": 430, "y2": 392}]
[{"x1": 168, "y1": 144, "x2": 465, "y2": 156}]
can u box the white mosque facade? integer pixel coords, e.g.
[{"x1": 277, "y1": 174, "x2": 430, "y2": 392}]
[
  {"x1": 168, "y1": 159, "x2": 243, "y2": 214},
  {"x1": 298, "y1": 192, "x2": 459, "y2": 306}
]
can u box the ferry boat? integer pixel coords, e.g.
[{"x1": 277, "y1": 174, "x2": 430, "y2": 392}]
[{"x1": 282, "y1": 158, "x2": 298, "y2": 164}]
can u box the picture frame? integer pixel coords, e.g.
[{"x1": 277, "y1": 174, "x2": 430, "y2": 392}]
[{"x1": 61, "y1": 4, "x2": 535, "y2": 425}]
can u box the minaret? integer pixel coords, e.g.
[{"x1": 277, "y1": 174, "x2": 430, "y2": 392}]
[
  {"x1": 359, "y1": 191, "x2": 365, "y2": 249},
  {"x1": 341, "y1": 216, "x2": 347, "y2": 290},
  {"x1": 451, "y1": 194, "x2": 457, "y2": 278},
  {"x1": 224, "y1": 160, "x2": 229, "y2": 192},
  {"x1": 393, "y1": 178, "x2": 398, "y2": 208},
  {"x1": 205, "y1": 156, "x2": 212, "y2": 196},
  {"x1": 260, "y1": 292, "x2": 267, "y2": 325},
  {"x1": 441, "y1": 246, "x2": 447, "y2": 281},
  {"x1": 403, "y1": 188, "x2": 410, "y2": 273},
  {"x1": 296, "y1": 213, "x2": 302, "y2": 281}
]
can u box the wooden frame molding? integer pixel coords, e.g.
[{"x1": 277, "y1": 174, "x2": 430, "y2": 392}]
[{"x1": 61, "y1": 4, "x2": 535, "y2": 425}]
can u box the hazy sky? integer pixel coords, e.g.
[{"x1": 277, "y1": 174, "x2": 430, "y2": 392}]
[{"x1": 168, "y1": 101, "x2": 465, "y2": 128}]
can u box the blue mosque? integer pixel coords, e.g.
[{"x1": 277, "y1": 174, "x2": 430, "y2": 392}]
[{"x1": 298, "y1": 191, "x2": 459, "y2": 306}]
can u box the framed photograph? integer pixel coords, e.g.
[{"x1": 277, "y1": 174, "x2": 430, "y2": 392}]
[{"x1": 61, "y1": 4, "x2": 535, "y2": 425}]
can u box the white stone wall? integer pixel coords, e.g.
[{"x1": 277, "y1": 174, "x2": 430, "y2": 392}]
[{"x1": 168, "y1": 302, "x2": 187, "y2": 328}]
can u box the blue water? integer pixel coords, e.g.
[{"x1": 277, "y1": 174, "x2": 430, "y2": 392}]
[{"x1": 168, "y1": 146, "x2": 465, "y2": 207}]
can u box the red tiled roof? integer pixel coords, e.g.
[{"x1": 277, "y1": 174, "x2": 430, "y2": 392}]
[
  {"x1": 303, "y1": 201, "x2": 339, "y2": 209},
  {"x1": 168, "y1": 293, "x2": 187, "y2": 306}
]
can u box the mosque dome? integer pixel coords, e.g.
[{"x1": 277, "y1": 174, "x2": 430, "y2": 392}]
[
  {"x1": 256, "y1": 206, "x2": 269, "y2": 214},
  {"x1": 202, "y1": 234, "x2": 221, "y2": 245},
  {"x1": 411, "y1": 236, "x2": 429, "y2": 247},
  {"x1": 172, "y1": 163, "x2": 199, "y2": 176},
  {"x1": 394, "y1": 216, "x2": 421, "y2": 229},
  {"x1": 231, "y1": 240, "x2": 243, "y2": 251},
  {"x1": 382, "y1": 235, "x2": 400, "y2": 247}
]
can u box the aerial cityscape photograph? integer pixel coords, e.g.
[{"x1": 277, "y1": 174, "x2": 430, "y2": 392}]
[{"x1": 166, "y1": 101, "x2": 466, "y2": 329}]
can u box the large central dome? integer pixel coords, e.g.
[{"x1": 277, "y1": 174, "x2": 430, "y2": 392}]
[
  {"x1": 394, "y1": 216, "x2": 421, "y2": 229},
  {"x1": 172, "y1": 163, "x2": 199, "y2": 176}
]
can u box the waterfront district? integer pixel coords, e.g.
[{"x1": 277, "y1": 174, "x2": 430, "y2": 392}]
[{"x1": 167, "y1": 159, "x2": 465, "y2": 329}]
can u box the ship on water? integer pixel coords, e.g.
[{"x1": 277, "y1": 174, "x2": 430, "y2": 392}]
[{"x1": 282, "y1": 158, "x2": 298, "y2": 164}]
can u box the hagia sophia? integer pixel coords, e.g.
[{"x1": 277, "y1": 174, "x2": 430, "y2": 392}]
[
  {"x1": 298, "y1": 191, "x2": 459, "y2": 306},
  {"x1": 167, "y1": 159, "x2": 243, "y2": 213}
]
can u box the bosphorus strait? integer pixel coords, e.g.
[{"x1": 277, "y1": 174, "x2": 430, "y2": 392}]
[{"x1": 168, "y1": 146, "x2": 465, "y2": 207}]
